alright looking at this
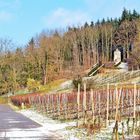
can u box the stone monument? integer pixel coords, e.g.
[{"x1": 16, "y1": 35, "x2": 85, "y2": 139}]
[{"x1": 114, "y1": 48, "x2": 121, "y2": 65}]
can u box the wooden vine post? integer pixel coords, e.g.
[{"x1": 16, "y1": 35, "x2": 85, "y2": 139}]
[
  {"x1": 114, "y1": 84, "x2": 122, "y2": 140},
  {"x1": 64, "y1": 94, "x2": 67, "y2": 120},
  {"x1": 133, "y1": 83, "x2": 137, "y2": 135},
  {"x1": 98, "y1": 89, "x2": 101, "y2": 127},
  {"x1": 106, "y1": 83, "x2": 109, "y2": 127},
  {"x1": 133, "y1": 83, "x2": 136, "y2": 119},
  {"x1": 83, "y1": 82, "x2": 87, "y2": 125},
  {"x1": 90, "y1": 89, "x2": 94, "y2": 123},
  {"x1": 51, "y1": 95, "x2": 54, "y2": 117},
  {"x1": 47, "y1": 95, "x2": 49, "y2": 115},
  {"x1": 115, "y1": 84, "x2": 121, "y2": 122},
  {"x1": 77, "y1": 83, "x2": 80, "y2": 127},
  {"x1": 57, "y1": 94, "x2": 60, "y2": 118},
  {"x1": 114, "y1": 84, "x2": 120, "y2": 140}
]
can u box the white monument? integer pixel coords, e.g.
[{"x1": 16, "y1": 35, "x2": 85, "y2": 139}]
[{"x1": 114, "y1": 48, "x2": 121, "y2": 65}]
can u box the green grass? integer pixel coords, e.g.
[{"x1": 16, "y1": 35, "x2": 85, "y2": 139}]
[
  {"x1": 15, "y1": 89, "x2": 30, "y2": 95},
  {"x1": 14, "y1": 79, "x2": 69, "y2": 95},
  {"x1": 39, "y1": 79, "x2": 66, "y2": 93}
]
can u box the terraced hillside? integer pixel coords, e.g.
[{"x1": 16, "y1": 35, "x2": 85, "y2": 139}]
[{"x1": 84, "y1": 69, "x2": 140, "y2": 89}]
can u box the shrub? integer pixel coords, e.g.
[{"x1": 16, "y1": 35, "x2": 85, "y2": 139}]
[
  {"x1": 27, "y1": 78, "x2": 41, "y2": 92},
  {"x1": 73, "y1": 75, "x2": 83, "y2": 90}
]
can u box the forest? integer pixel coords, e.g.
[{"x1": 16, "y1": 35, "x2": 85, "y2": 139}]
[{"x1": 0, "y1": 8, "x2": 140, "y2": 95}]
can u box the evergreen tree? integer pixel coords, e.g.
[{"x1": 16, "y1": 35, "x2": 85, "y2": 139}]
[
  {"x1": 84, "y1": 22, "x2": 89, "y2": 28},
  {"x1": 101, "y1": 18, "x2": 106, "y2": 25},
  {"x1": 90, "y1": 21, "x2": 94, "y2": 27},
  {"x1": 132, "y1": 9, "x2": 140, "y2": 19},
  {"x1": 95, "y1": 20, "x2": 100, "y2": 26},
  {"x1": 121, "y1": 8, "x2": 129, "y2": 21}
]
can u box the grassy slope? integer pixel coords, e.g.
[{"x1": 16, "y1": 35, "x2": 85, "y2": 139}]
[
  {"x1": 15, "y1": 79, "x2": 69, "y2": 95},
  {"x1": 14, "y1": 68, "x2": 140, "y2": 96}
]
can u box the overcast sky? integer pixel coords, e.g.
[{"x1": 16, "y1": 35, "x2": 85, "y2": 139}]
[{"x1": 0, "y1": 0, "x2": 140, "y2": 45}]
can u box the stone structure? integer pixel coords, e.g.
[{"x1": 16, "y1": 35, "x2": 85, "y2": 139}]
[{"x1": 114, "y1": 48, "x2": 121, "y2": 65}]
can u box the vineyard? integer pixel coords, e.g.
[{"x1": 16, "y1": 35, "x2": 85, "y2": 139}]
[
  {"x1": 11, "y1": 82, "x2": 140, "y2": 139},
  {"x1": 86, "y1": 70, "x2": 140, "y2": 86}
]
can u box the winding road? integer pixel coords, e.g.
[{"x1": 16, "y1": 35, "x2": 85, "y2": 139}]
[{"x1": 0, "y1": 104, "x2": 62, "y2": 140}]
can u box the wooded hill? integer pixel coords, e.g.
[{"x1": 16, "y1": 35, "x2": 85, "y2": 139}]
[{"x1": 0, "y1": 8, "x2": 140, "y2": 95}]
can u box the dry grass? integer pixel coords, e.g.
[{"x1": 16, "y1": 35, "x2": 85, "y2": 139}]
[
  {"x1": 39, "y1": 79, "x2": 66, "y2": 93},
  {"x1": 0, "y1": 97, "x2": 8, "y2": 104}
]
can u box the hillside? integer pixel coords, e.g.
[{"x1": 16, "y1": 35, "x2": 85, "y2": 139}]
[
  {"x1": 84, "y1": 69, "x2": 140, "y2": 88},
  {"x1": 0, "y1": 9, "x2": 140, "y2": 95},
  {"x1": 10, "y1": 68, "x2": 140, "y2": 140}
]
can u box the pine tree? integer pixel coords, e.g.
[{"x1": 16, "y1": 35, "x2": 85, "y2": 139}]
[
  {"x1": 90, "y1": 21, "x2": 94, "y2": 27},
  {"x1": 121, "y1": 8, "x2": 129, "y2": 21},
  {"x1": 84, "y1": 22, "x2": 89, "y2": 28},
  {"x1": 132, "y1": 9, "x2": 140, "y2": 19}
]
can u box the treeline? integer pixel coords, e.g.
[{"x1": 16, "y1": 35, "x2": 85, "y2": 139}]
[{"x1": 0, "y1": 8, "x2": 140, "y2": 94}]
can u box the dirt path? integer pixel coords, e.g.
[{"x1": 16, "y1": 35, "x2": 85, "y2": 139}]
[{"x1": 0, "y1": 104, "x2": 62, "y2": 140}]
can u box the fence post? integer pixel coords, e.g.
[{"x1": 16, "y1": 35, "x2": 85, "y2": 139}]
[
  {"x1": 57, "y1": 94, "x2": 60, "y2": 118},
  {"x1": 114, "y1": 84, "x2": 119, "y2": 140},
  {"x1": 134, "y1": 83, "x2": 137, "y2": 119},
  {"x1": 47, "y1": 95, "x2": 49, "y2": 115},
  {"x1": 77, "y1": 83, "x2": 80, "y2": 127},
  {"x1": 115, "y1": 84, "x2": 118, "y2": 121},
  {"x1": 90, "y1": 89, "x2": 94, "y2": 123},
  {"x1": 98, "y1": 90, "x2": 101, "y2": 127},
  {"x1": 133, "y1": 83, "x2": 137, "y2": 135},
  {"x1": 83, "y1": 82, "x2": 87, "y2": 125},
  {"x1": 52, "y1": 95, "x2": 54, "y2": 118},
  {"x1": 64, "y1": 94, "x2": 67, "y2": 120},
  {"x1": 106, "y1": 83, "x2": 109, "y2": 127}
]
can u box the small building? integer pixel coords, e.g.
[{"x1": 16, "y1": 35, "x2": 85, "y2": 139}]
[{"x1": 114, "y1": 48, "x2": 121, "y2": 65}]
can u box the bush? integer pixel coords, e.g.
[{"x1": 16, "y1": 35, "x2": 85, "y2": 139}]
[
  {"x1": 27, "y1": 78, "x2": 41, "y2": 92},
  {"x1": 73, "y1": 75, "x2": 82, "y2": 90},
  {"x1": 73, "y1": 76, "x2": 93, "y2": 91}
]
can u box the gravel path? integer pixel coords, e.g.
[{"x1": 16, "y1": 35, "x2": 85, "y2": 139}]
[{"x1": 0, "y1": 104, "x2": 62, "y2": 140}]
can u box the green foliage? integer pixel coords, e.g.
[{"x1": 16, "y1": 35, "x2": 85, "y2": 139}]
[
  {"x1": 121, "y1": 8, "x2": 130, "y2": 21},
  {"x1": 27, "y1": 78, "x2": 41, "y2": 92},
  {"x1": 15, "y1": 89, "x2": 29, "y2": 95},
  {"x1": 121, "y1": 8, "x2": 140, "y2": 21},
  {"x1": 39, "y1": 79, "x2": 65, "y2": 93}
]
